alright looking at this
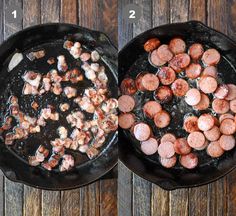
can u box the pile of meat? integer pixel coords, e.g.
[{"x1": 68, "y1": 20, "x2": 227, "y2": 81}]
[
  {"x1": 118, "y1": 37, "x2": 236, "y2": 169},
  {"x1": 0, "y1": 40, "x2": 117, "y2": 172}
]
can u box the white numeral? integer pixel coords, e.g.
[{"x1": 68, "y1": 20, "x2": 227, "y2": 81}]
[
  {"x1": 12, "y1": 10, "x2": 17, "y2": 19},
  {"x1": 129, "y1": 10, "x2": 135, "y2": 19}
]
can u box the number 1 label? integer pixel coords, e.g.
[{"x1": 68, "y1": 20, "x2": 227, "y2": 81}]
[{"x1": 12, "y1": 10, "x2": 17, "y2": 19}]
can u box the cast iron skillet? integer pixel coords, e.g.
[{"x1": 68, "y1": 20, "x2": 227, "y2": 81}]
[
  {"x1": 119, "y1": 20, "x2": 236, "y2": 190},
  {"x1": 0, "y1": 23, "x2": 118, "y2": 190}
]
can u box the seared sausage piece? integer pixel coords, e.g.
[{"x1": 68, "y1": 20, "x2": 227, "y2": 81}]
[
  {"x1": 202, "y1": 48, "x2": 221, "y2": 65},
  {"x1": 157, "y1": 44, "x2": 174, "y2": 62},
  {"x1": 150, "y1": 49, "x2": 166, "y2": 67},
  {"x1": 203, "y1": 126, "x2": 221, "y2": 142},
  {"x1": 118, "y1": 113, "x2": 135, "y2": 129},
  {"x1": 185, "y1": 63, "x2": 202, "y2": 79},
  {"x1": 198, "y1": 76, "x2": 218, "y2": 94},
  {"x1": 144, "y1": 38, "x2": 161, "y2": 52},
  {"x1": 120, "y1": 78, "x2": 137, "y2": 95},
  {"x1": 214, "y1": 84, "x2": 229, "y2": 99},
  {"x1": 159, "y1": 156, "x2": 177, "y2": 168},
  {"x1": 219, "y1": 113, "x2": 235, "y2": 123},
  {"x1": 193, "y1": 93, "x2": 210, "y2": 110},
  {"x1": 225, "y1": 84, "x2": 236, "y2": 100},
  {"x1": 230, "y1": 99, "x2": 236, "y2": 113},
  {"x1": 187, "y1": 131, "x2": 206, "y2": 149},
  {"x1": 154, "y1": 86, "x2": 173, "y2": 103},
  {"x1": 133, "y1": 122, "x2": 152, "y2": 141},
  {"x1": 154, "y1": 110, "x2": 171, "y2": 128},
  {"x1": 135, "y1": 72, "x2": 146, "y2": 91},
  {"x1": 198, "y1": 113, "x2": 215, "y2": 131},
  {"x1": 185, "y1": 88, "x2": 201, "y2": 106},
  {"x1": 202, "y1": 66, "x2": 218, "y2": 78},
  {"x1": 219, "y1": 135, "x2": 235, "y2": 151},
  {"x1": 220, "y1": 119, "x2": 236, "y2": 135},
  {"x1": 169, "y1": 38, "x2": 186, "y2": 54},
  {"x1": 141, "y1": 137, "x2": 159, "y2": 155},
  {"x1": 212, "y1": 99, "x2": 230, "y2": 114},
  {"x1": 157, "y1": 67, "x2": 176, "y2": 85},
  {"x1": 207, "y1": 141, "x2": 224, "y2": 158},
  {"x1": 141, "y1": 73, "x2": 159, "y2": 91},
  {"x1": 143, "y1": 101, "x2": 162, "y2": 119},
  {"x1": 169, "y1": 53, "x2": 191, "y2": 72},
  {"x1": 171, "y1": 78, "x2": 189, "y2": 97},
  {"x1": 174, "y1": 138, "x2": 191, "y2": 155},
  {"x1": 118, "y1": 95, "x2": 135, "y2": 113},
  {"x1": 188, "y1": 43, "x2": 204, "y2": 60},
  {"x1": 180, "y1": 153, "x2": 198, "y2": 169},
  {"x1": 160, "y1": 133, "x2": 176, "y2": 144},
  {"x1": 183, "y1": 116, "x2": 199, "y2": 133},
  {"x1": 158, "y1": 141, "x2": 175, "y2": 158}
]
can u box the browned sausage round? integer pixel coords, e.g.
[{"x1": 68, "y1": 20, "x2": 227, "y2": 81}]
[
  {"x1": 118, "y1": 113, "x2": 135, "y2": 129},
  {"x1": 185, "y1": 88, "x2": 201, "y2": 106},
  {"x1": 160, "y1": 133, "x2": 176, "y2": 144},
  {"x1": 230, "y1": 99, "x2": 236, "y2": 113},
  {"x1": 135, "y1": 72, "x2": 146, "y2": 91},
  {"x1": 159, "y1": 156, "x2": 177, "y2": 168},
  {"x1": 198, "y1": 76, "x2": 218, "y2": 94},
  {"x1": 203, "y1": 125, "x2": 221, "y2": 142},
  {"x1": 212, "y1": 98, "x2": 230, "y2": 114},
  {"x1": 120, "y1": 78, "x2": 137, "y2": 95},
  {"x1": 169, "y1": 38, "x2": 186, "y2": 54},
  {"x1": 198, "y1": 114, "x2": 215, "y2": 131},
  {"x1": 207, "y1": 141, "x2": 224, "y2": 158},
  {"x1": 143, "y1": 101, "x2": 162, "y2": 119},
  {"x1": 180, "y1": 153, "x2": 198, "y2": 169},
  {"x1": 187, "y1": 131, "x2": 206, "y2": 149},
  {"x1": 133, "y1": 122, "x2": 152, "y2": 141},
  {"x1": 118, "y1": 95, "x2": 135, "y2": 113},
  {"x1": 219, "y1": 113, "x2": 235, "y2": 123},
  {"x1": 183, "y1": 116, "x2": 199, "y2": 133},
  {"x1": 188, "y1": 43, "x2": 204, "y2": 60},
  {"x1": 169, "y1": 53, "x2": 191, "y2": 72},
  {"x1": 214, "y1": 84, "x2": 229, "y2": 99},
  {"x1": 158, "y1": 141, "x2": 175, "y2": 158},
  {"x1": 225, "y1": 84, "x2": 236, "y2": 100},
  {"x1": 154, "y1": 110, "x2": 171, "y2": 128},
  {"x1": 157, "y1": 67, "x2": 176, "y2": 85},
  {"x1": 202, "y1": 48, "x2": 221, "y2": 65},
  {"x1": 141, "y1": 73, "x2": 159, "y2": 91},
  {"x1": 220, "y1": 119, "x2": 236, "y2": 135},
  {"x1": 157, "y1": 44, "x2": 174, "y2": 62},
  {"x1": 141, "y1": 137, "x2": 159, "y2": 155},
  {"x1": 219, "y1": 135, "x2": 235, "y2": 151},
  {"x1": 202, "y1": 66, "x2": 218, "y2": 78},
  {"x1": 174, "y1": 138, "x2": 191, "y2": 155},
  {"x1": 144, "y1": 38, "x2": 161, "y2": 52},
  {"x1": 154, "y1": 86, "x2": 173, "y2": 103},
  {"x1": 185, "y1": 63, "x2": 202, "y2": 79},
  {"x1": 150, "y1": 49, "x2": 166, "y2": 67},
  {"x1": 193, "y1": 93, "x2": 210, "y2": 110},
  {"x1": 171, "y1": 78, "x2": 189, "y2": 97}
]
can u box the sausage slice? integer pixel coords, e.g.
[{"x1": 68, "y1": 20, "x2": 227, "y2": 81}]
[
  {"x1": 157, "y1": 44, "x2": 173, "y2": 62},
  {"x1": 141, "y1": 137, "x2": 159, "y2": 155},
  {"x1": 212, "y1": 99, "x2": 230, "y2": 114},
  {"x1": 219, "y1": 135, "x2": 235, "y2": 151},
  {"x1": 197, "y1": 114, "x2": 215, "y2": 131},
  {"x1": 220, "y1": 119, "x2": 236, "y2": 135},
  {"x1": 180, "y1": 153, "x2": 198, "y2": 169},
  {"x1": 203, "y1": 126, "x2": 221, "y2": 141},
  {"x1": 198, "y1": 76, "x2": 218, "y2": 94},
  {"x1": 185, "y1": 88, "x2": 201, "y2": 106},
  {"x1": 143, "y1": 101, "x2": 162, "y2": 119},
  {"x1": 230, "y1": 99, "x2": 236, "y2": 113},
  {"x1": 118, "y1": 95, "x2": 135, "y2": 113},
  {"x1": 188, "y1": 43, "x2": 204, "y2": 60},
  {"x1": 154, "y1": 110, "x2": 171, "y2": 128},
  {"x1": 158, "y1": 141, "x2": 175, "y2": 158},
  {"x1": 187, "y1": 131, "x2": 206, "y2": 149},
  {"x1": 133, "y1": 122, "x2": 152, "y2": 141},
  {"x1": 214, "y1": 84, "x2": 229, "y2": 99},
  {"x1": 141, "y1": 73, "x2": 159, "y2": 91},
  {"x1": 202, "y1": 48, "x2": 221, "y2": 65},
  {"x1": 118, "y1": 113, "x2": 135, "y2": 129},
  {"x1": 159, "y1": 156, "x2": 177, "y2": 168},
  {"x1": 150, "y1": 49, "x2": 166, "y2": 67},
  {"x1": 171, "y1": 78, "x2": 189, "y2": 97},
  {"x1": 207, "y1": 141, "x2": 224, "y2": 158},
  {"x1": 160, "y1": 133, "x2": 176, "y2": 143},
  {"x1": 225, "y1": 84, "x2": 236, "y2": 100},
  {"x1": 144, "y1": 38, "x2": 161, "y2": 52},
  {"x1": 183, "y1": 116, "x2": 199, "y2": 133},
  {"x1": 154, "y1": 86, "x2": 173, "y2": 103},
  {"x1": 169, "y1": 38, "x2": 186, "y2": 54},
  {"x1": 169, "y1": 53, "x2": 191, "y2": 72},
  {"x1": 185, "y1": 63, "x2": 202, "y2": 79},
  {"x1": 193, "y1": 93, "x2": 210, "y2": 110},
  {"x1": 157, "y1": 67, "x2": 176, "y2": 85},
  {"x1": 174, "y1": 138, "x2": 191, "y2": 155},
  {"x1": 120, "y1": 78, "x2": 137, "y2": 95},
  {"x1": 219, "y1": 113, "x2": 235, "y2": 123},
  {"x1": 135, "y1": 72, "x2": 146, "y2": 91},
  {"x1": 202, "y1": 66, "x2": 218, "y2": 78}
]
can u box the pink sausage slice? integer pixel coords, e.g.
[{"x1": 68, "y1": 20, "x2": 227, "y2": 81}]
[
  {"x1": 193, "y1": 93, "x2": 210, "y2": 110},
  {"x1": 161, "y1": 133, "x2": 176, "y2": 144},
  {"x1": 185, "y1": 88, "x2": 201, "y2": 106},
  {"x1": 202, "y1": 66, "x2": 218, "y2": 78},
  {"x1": 118, "y1": 113, "x2": 135, "y2": 129},
  {"x1": 143, "y1": 101, "x2": 162, "y2": 119},
  {"x1": 157, "y1": 44, "x2": 174, "y2": 62},
  {"x1": 202, "y1": 48, "x2": 221, "y2": 65},
  {"x1": 118, "y1": 95, "x2": 135, "y2": 113},
  {"x1": 171, "y1": 78, "x2": 189, "y2": 97},
  {"x1": 207, "y1": 141, "x2": 224, "y2": 158},
  {"x1": 169, "y1": 53, "x2": 191, "y2": 72},
  {"x1": 212, "y1": 98, "x2": 230, "y2": 114},
  {"x1": 142, "y1": 73, "x2": 160, "y2": 91},
  {"x1": 169, "y1": 38, "x2": 186, "y2": 54},
  {"x1": 150, "y1": 49, "x2": 166, "y2": 66},
  {"x1": 159, "y1": 156, "x2": 177, "y2": 168},
  {"x1": 133, "y1": 123, "x2": 152, "y2": 141},
  {"x1": 135, "y1": 72, "x2": 146, "y2": 91},
  {"x1": 230, "y1": 99, "x2": 236, "y2": 113},
  {"x1": 154, "y1": 110, "x2": 171, "y2": 128},
  {"x1": 157, "y1": 67, "x2": 176, "y2": 85},
  {"x1": 158, "y1": 141, "x2": 175, "y2": 158},
  {"x1": 183, "y1": 116, "x2": 199, "y2": 133},
  {"x1": 198, "y1": 114, "x2": 215, "y2": 131},
  {"x1": 198, "y1": 76, "x2": 218, "y2": 94},
  {"x1": 154, "y1": 86, "x2": 173, "y2": 103},
  {"x1": 187, "y1": 131, "x2": 206, "y2": 149},
  {"x1": 219, "y1": 113, "x2": 235, "y2": 123},
  {"x1": 203, "y1": 126, "x2": 221, "y2": 142},
  {"x1": 180, "y1": 153, "x2": 198, "y2": 169},
  {"x1": 219, "y1": 135, "x2": 235, "y2": 151},
  {"x1": 141, "y1": 137, "x2": 159, "y2": 155},
  {"x1": 225, "y1": 84, "x2": 236, "y2": 100},
  {"x1": 188, "y1": 43, "x2": 204, "y2": 60},
  {"x1": 185, "y1": 63, "x2": 202, "y2": 79},
  {"x1": 220, "y1": 119, "x2": 236, "y2": 135},
  {"x1": 174, "y1": 138, "x2": 191, "y2": 155},
  {"x1": 214, "y1": 84, "x2": 229, "y2": 99}
]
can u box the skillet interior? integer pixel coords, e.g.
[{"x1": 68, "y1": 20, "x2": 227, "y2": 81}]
[
  {"x1": 0, "y1": 23, "x2": 118, "y2": 190},
  {"x1": 119, "y1": 21, "x2": 236, "y2": 190}
]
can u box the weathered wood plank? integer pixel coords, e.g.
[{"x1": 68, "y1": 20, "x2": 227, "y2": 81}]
[
  {"x1": 152, "y1": 0, "x2": 169, "y2": 26},
  {"x1": 0, "y1": 0, "x2": 4, "y2": 43},
  {"x1": 60, "y1": 0, "x2": 77, "y2": 24},
  {"x1": 100, "y1": 179, "x2": 117, "y2": 216},
  {"x1": 151, "y1": 185, "x2": 169, "y2": 216},
  {"x1": 42, "y1": 190, "x2": 60, "y2": 216},
  {"x1": 41, "y1": 0, "x2": 60, "y2": 23},
  {"x1": 227, "y1": 0, "x2": 236, "y2": 41},
  {"x1": 170, "y1": 0, "x2": 189, "y2": 23},
  {"x1": 169, "y1": 189, "x2": 188, "y2": 216},
  {"x1": 23, "y1": 0, "x2": 41, "y2": 28},
  {"x1": 189, "y1": 0, "x2": 206, "y2": 23}
]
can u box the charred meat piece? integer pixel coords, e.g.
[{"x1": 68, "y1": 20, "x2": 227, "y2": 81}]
[{"x1": 27, "y1": 49, "x2": 45, "y2": 61}]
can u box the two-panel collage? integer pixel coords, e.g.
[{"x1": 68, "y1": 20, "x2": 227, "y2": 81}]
[{"x1": 0, "y1": 0, "x2": 236, "y2": 215}]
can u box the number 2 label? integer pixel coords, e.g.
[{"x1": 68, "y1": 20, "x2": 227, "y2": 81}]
[
  {"x1": 12, "y1": 10, "x2": 17, "y2": 19},
  {"x1": 129, "y1": 10, "x2": 136, "y2": 19}
]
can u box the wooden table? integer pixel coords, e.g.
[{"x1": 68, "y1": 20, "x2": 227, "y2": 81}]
[
  {"x1": 118, "y1": 0, "x2": 236, "y2": 215},
  {"x1": 0, "y1": 0, "x2": 117, "y2": 215}
]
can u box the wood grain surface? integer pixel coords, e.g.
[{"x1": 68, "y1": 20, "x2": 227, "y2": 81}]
[
  {"x1": 0, "y1": 0, "x2": 117, "y2": 216},
  {"x1": 118, "y1": 0, "x2": 236, "y2": 216}
]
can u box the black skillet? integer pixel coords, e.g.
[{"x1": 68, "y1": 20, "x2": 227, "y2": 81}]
[
  {"x1": 119, "y1": 21, "x2": 236, "y2": 190},
  {"x1": 0, "y1": 23, "x2": 118, "y2": 190}
]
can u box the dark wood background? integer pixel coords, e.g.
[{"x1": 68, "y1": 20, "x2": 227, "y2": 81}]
[
  {"x1": 118, "y1": 0, "x2": 236, "y2": 215},
  {"x1": 0, "y1": 0, "x2": 117, "y2": 215}
]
